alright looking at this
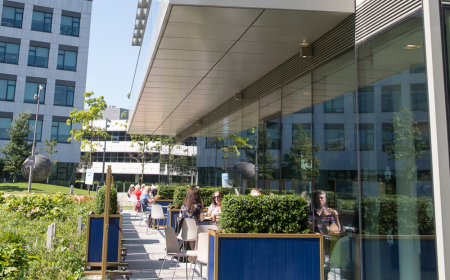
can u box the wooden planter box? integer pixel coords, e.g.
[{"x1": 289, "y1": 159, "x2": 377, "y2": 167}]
[
  {"x1": 85, "y1": 214, "x2": 123, "y2": 265},
  {"x1": 166, "y1": 208, "x2": 180, "y2": 229},
  {"x1": 154, "y1": 199, "x2": 173, "y2": 215},
  {"x1": 208, "y1": 230, "x2": 324, "y2": 280}
]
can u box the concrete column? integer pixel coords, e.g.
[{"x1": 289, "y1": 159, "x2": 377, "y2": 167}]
[{"x1": 422, "y1": 1, "x2": 450, "y2": 279}]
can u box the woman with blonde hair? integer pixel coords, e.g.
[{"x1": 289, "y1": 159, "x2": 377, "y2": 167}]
[{"x1": 140, "y1": 186, "x2": 153, "y2": 212}]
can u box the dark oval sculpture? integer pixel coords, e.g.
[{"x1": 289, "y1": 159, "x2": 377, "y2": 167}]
[
  {"x1": 229, "y1": 162, "x2": 255, "y2": 179},
  {"x1": 21, "y1": 155, "x2": 53, "y2": 182}
]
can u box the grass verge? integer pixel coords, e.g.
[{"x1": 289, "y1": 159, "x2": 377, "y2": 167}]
[{"x1": 0, "y1": 182, "x2": 93, "y2": 195}]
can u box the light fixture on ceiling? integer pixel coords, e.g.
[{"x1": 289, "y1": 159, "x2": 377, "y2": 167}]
[
  {"x1": 303, "y1": 92, "x2": 311, "y2": 95},
  {"x1": 300, "y1": 47, "x2": 312, "y2": 58},
  {"x1": 403, "y1": 44, "x2": 422, "y2": 49},
  {"x1": 235, "y1": 91, "x2": 243, "y2": 101}
]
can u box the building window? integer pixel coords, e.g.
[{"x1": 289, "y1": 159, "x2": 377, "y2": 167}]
[
  {"x1": 57, "y1": 50, "x2": 77, "y2": 71},
  {"x1": 0, "y1": 42, "x2": 19, "y2": 64},
  {"x1": 354, "y1": 86, "x2": 374, "y2": 113},
  {"x1": 206, "y1": 137, "x2": 224, "y2": 149},
  {"x1": 31, "y1": 11, "x2": 52, "y2": 32},
  {"x1": 411, "y1": 83, "x2": 428, "y2": 111},
  {"x1": 26, "y1": 120, "x2": 42, "y2": 141},
  {"x1": 356, "y1": 123, "x2": 374, "y2": 151},
  {"x1": 324, "y1": 124, "x2": 345, "y2": 151},
  {"x1": 51, "y1": 121, "x2": 71, "y2": 143},
  {"x1": 0, "y1": 79, "x2": 15, "y2": 101},
  {"x1": 1, "y1": 6, "x2": 23, "y2": 28},
  {"x1": 0, "y1": 117, "x2": 11, "y2": 139},
  {"x1": 324, "y1": 95, "x2": 344, "y2": 113},
  {"x1": 292, "y1": 123, "x2": 312, "y2": 143},
  {"x1": 294, "y1": 106, "x2": 313, "y2": 114},
  {"x1": 60, "y1": 16, "x2": 79, "y2": 36},
  {"x1": 28, "y1": 46, "x2": 49, "y2": 68},
  {"x1": 382, "y1": 123, "x2": 394, "y2": 151},
  {"x1": 54, "y1": 85, "x2": 74, "y2": 106},
  {"x1": 381, "y1": 85, "x2": 401, "y2": 112},
  {"x1": 24, "y1": 82, "x2": 45, "y2": 104}
]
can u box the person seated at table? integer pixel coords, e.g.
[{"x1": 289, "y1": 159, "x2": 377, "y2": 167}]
[
  {"x1": 133, "y1": 185, "x2": 142, "y2": 201},
  {"x1": 308, "y1": 190, "x2": 340, "y2": 234},
  {"x1": 150, "y1": 185, "x2": 158, "y2": 197},
  {"x1": 140, "y1": 186, "x2": 154, "y2": 212},
  {"x1": 207, "y1": 191, "x2": 223, "y2": 217},
  {"x1": 181, "y1": 187, "x2": 204, "y2": 223},
  {"x1": 250, "y1": 188, "x2": 263, "y2": 196},
  {"x1": 127, "y1": 185, "x2": 135, "y2": 199}
]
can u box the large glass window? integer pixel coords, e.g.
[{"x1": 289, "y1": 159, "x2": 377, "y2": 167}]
[
  {"x1": 356, "y1": 123, "x2": 374, "y2": 150},
  {"x1": 354, "y1": 86, "x2": 374, "y2": 113},
  {"x1": 51, "y1": 121, "x2": 71, "y2": 143},
  {"x1": 0, "y1": 79, "x2": 15, "y2": 101},
  {"x1": 410, "y1": 83, "x2": 428, "y2": 111},
  {"x1": 24, "y1": 82, "x2": 45, "y2": 104},
  {"x1": 0, "y1": 117, "x2": 11, "y2": 139},
  {"x1": 31, "y1": 11, "x2": 52, "y2": 32},
  {"x1": 381, "y1": 84, "x2": 402, "y2": 112},
  {"x1": 60, "y1": 16, "x2": 79, "y2": 36},
  {"x1": 0, "y1": 42, "x2": 19, "y2": 64},
  {"x1": 26, "y1": 120, "x2": 42, "y2": 141},
  {"x1": 57, "y1": 50, "x2": 77, "y2": 71},
  {"x1": 1, "y1": 6, "x2": 23, "y2": 28},
  {"x1": 324, "y1": 124, "x2": 345, "y2": 151},
  {"x1": 28, "y1": 46, "x2": 49, "y2": 68},
  {"x1": 54, "y1": 85, "x2": 74, "y2": 106},
  {"x1": 324, "y1": 95, "x2": 344, "y2": 113}
]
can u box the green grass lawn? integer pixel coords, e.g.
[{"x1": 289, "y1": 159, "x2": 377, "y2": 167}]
[{"x1": 0, "y1": 182, "x2": 93, "y2": 196}]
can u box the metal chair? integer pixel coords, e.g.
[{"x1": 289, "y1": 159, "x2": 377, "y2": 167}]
[
  {"x1": 177, "y1": 218, "x2": 197, "y2": 251},
  {"x1": 157, "y1": 227, "x2": 188, "y2": 280},
  {"x1": 186, "y1": 225, "x2": 218, "y2": 265},
  {"x1": 138, "y1": 203, "x2": 151, "y2": 227},
  {"x1": 147, "y1": 204, "x2": 166, "y2": 234}
]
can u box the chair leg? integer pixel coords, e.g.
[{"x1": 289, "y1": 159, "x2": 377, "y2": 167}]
[
  {"x1": 172, "y1": 257, "x2": 178, "y2": 280},
  {"x1": 157, "y1": 255, "x2": 166, "y2": 280},
  {"x1": 200, "y1": 263, "x2": 202, "y2": 279},
  {"x1": 191, "y1": 261, "x2": 197, "y2": 280}
]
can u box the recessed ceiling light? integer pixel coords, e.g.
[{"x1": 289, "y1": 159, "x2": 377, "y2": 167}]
[
  {"x1": 303, "y1": 92, "x2": 311, "y2": 95},
  {"x1": 403, "y1": 45, "x2": 422, "y2": 49}
]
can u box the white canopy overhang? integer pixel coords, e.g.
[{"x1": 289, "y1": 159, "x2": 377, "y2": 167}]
[{"x1": 128, "y1": 0, "x2": 355, "y2": 136}]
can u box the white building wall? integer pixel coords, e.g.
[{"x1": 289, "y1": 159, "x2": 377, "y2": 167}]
[{"x1": 0, "y1": 0, "x2": 92, "y2": 164}]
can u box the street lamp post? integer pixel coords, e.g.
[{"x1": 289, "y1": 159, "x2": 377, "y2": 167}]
[{"x1": 28, "y1": 85, "x2": 43, "y2": 192}]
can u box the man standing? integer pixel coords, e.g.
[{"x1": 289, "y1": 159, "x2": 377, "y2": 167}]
[{"x1": 308, "y1": 190, "x2": 340, "y2": 234}]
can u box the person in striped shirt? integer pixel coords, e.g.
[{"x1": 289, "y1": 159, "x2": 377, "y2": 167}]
[{"x1": 308, "y1": 190, "x2": 340, "y2": 234}]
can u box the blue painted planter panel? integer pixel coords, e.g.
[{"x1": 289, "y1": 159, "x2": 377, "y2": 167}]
[
  {"x1": 208, "y1": 234, "x2": 216, "y2": 280},
  {"x1": 166, "y1": 210, "x2": 179, "y2": 229},
  {"x1": 87, "y1": 217, "x2": 120, "y2": 263},
  {"x1": 155, "y1": 200, "x2": 172, "y2": 215},
  {"x1": 362, "y1": 237, "x2": 437, "y2": 280},
  {"x1": 217, "y1": 237, "x2": 320, "y2": 280}
]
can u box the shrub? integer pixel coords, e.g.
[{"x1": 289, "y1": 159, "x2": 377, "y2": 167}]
[
  {"x1": 220, "y1": 194, "x2": 309, "y2": 233},
  {"x1": 0, "y1": 191, "x2": 4, "y2": 204},
  {"x1": 95, "y1": 186, "x2": 117, "y2": 214},
  {"x1": 243, "y1": 189, "x2": 295, "y2": 196},
  {"x1": 157, "y1": 185, "x2": 177, "y2": 200},
  {"x1": 0, "y1": 243, "x2": 38, "y2": 279},
  {"x1": 173, "y1": 186, "x2": 238, "y2": 209},
  {"x1": 361, "y1": 195, "x2": 434, "y2": 235}
]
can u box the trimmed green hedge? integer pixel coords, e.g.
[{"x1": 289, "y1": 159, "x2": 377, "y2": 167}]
[
  {"x1": 220, "y1": 195, "x2": 309, "y2": 233},
  {"x1": 361, "y1": 195, "x2": 434, "y2": 235},
  {"x1": 95, "y1": 186, "x2": 117, "y2": 214},
  {"x1": 242, "y1": 189, "x2": 295, "y2": 196},
  {"x1": 157, "y1": 185, "x2": 177, "y2": 200},
  {"x1": 173, "y1": 186, "x2": 238, "y2": 208}
]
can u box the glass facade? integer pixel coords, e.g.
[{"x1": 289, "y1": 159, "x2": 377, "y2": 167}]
[
  {"x1": 1, "y1": 6, "x2": 23, "y2": 28},
  {"x1": 24, "y1": 82, "x2": 45, "y2": 104},
  {"x1": 57, "y1": 50, "x2": 77, "y2": 71},
  {"x1": 196, "y1": 11, "x2": 436, "y2": 280},
  {"x1": 51, "y1": 121, "x2": 71, "y2": 143},
  {"x1": 0, "y1": 42, "x2": 19, "y2": 64},
  {"x1": 31, "y1": 11, "x2": 52, "y2": 32},
  {"x1": 0, "y1": 79, "x2": 15, "y2": 101},
  {"x1": 26, "y1": 120, "x2": 42, "y2": 141},
  {"x1": 0, "y1": 117, "x2": 11, "y2": 139},
  {"x1": 60, "y1": 16, "x2": 79, "y2": 36},
  {"x1": 27, "y1": 46, "x2": 49, "y2": 68},
  {"x1": 54, "y1": 85, "x2": 74, "y2": 106}
]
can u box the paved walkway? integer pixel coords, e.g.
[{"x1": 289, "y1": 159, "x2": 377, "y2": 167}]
[{"x1": 88, "y1": 209, "x2": 206, "y2": 280}]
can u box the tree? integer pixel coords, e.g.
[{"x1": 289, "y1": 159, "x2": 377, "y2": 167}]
[
  {"x1": 130, "y1": 134, "x2": 153, "y2": 184},
  {"x1": 38, "y1": 139, "x2": 58, "y2": 183},
  {"x1": 67, "y1": 91, "x2": 111, "y2": 169},
  {"x1": 38, "y1": 139, "x2": 58, "y2": 161},
  {"x1": 151, "y1": 135, "x2": 181, "y2": 185},
  {"x1": 218, "y1": 132, "x2": 253, "y2": 171},
  {"x1": 1, "y1": 112, "x2": 33, "y2": 182},
  {"x1": 283, "y1": 124, "x2": 321, "y2": 180},
  {"x1": 246, "y1": 123, "x2": 278, "y2": 180},
  {"x1": 383, "y1": 107, "x2": 427, "y2": 189}
]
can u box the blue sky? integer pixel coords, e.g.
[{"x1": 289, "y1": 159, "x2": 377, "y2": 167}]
[{"x1": 86, "y1": 0, "x2": 140, "y2": 109}]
